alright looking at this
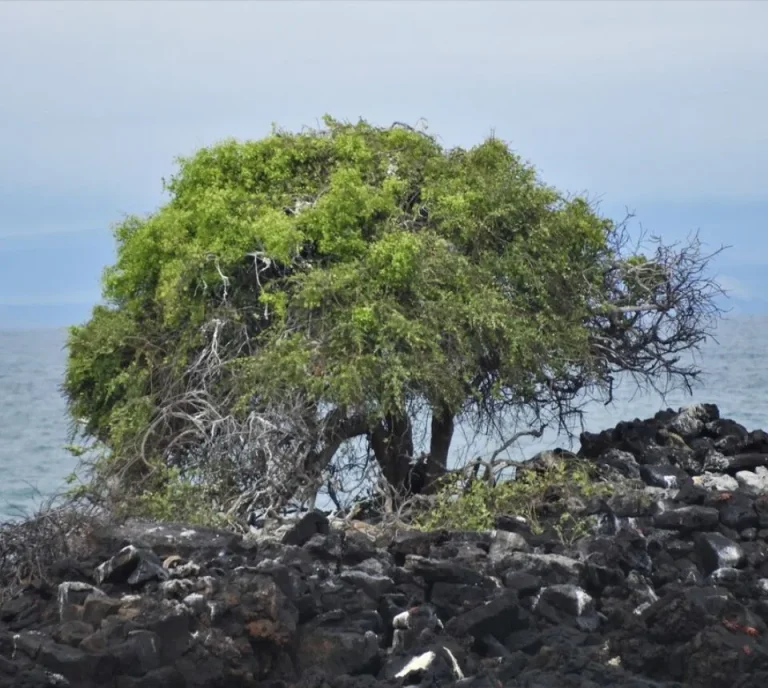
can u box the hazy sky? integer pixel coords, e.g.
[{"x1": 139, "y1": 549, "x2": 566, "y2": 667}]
[{"x1": 2, "y1": 1, "x2": 767, "y2": 327}]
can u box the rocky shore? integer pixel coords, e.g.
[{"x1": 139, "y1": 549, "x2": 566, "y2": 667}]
[{"x1": 5, "y1": 404, "x2": 768, "y2": 687}]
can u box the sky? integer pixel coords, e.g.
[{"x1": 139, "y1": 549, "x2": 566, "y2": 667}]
[{"x1": 1, "y1": 0, "x2": 768, "y2": 328}]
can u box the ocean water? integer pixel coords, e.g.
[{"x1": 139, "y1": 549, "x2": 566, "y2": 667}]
[
  {"x1": 0, "y1": 328, "x2": 78, "y2": 520},
  {"x1": 1, "y1": 317, "x2": 767, "y2": 521}
]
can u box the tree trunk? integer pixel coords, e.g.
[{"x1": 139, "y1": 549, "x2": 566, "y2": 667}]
[
  {"x1": 425, "y1": 406, "x2": 454, "y2": 492},
  {"x1": 370, "y1": 413, "x2": 414, "y2": 492}
]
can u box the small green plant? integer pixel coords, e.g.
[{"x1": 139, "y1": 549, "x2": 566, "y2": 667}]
[
  {"x1": 127, "y1": 463, "x2": 229, "y2": 527},
  {"x1": 414, "y1": 456, "x2": 611, "y2": 543},
  {"x1": 414, "y1": 473, "x2": 497, "y2": 532},
  {"x1": 553, "y1": 512, "x2": 596, "y2": 547},
  {"x1": 63, "y1": 443, "x2": 228, "y2": 527}
]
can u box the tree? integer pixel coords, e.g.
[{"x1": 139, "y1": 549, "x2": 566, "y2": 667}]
[{"x1": 63, "y1": 117, "x2": 723, "y2": 521}]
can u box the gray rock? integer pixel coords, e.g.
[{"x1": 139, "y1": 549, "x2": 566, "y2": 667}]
[
  {"x1": 431, "y1": 581, "x2": 499, "y2": 620},
  {"x1": 159, "y1": 578, "x2": 195, "y2": 600},
  {"x1": 445, "y1": 590, "x2": 526, "y2": 640},
  {"x1": 707, "y1": 419, "x2": 750, "y2": 455},
  {"x1": 640, "y1": 464, "x2": 688, "y2": 490},
  {"x1": 502, "y1": 571, "x2": 542, "y2": 596},
  {"x1": 340, "y1": 570, "x2": 395, "y2": 599},
  {"x1": 702, "y1": 450, "x2": 731, "y2": 473},
  {"x1": 498, "y1": 552, "x2": 583, "y2": 585},
  {"x1": 95, "y1": 545, "x2": 169, "y2": 586},
  {"x1": 692, "y1": 472, "x2": 738, "y2": 492},
  {"x1": 668, "y1": 405, "x2": 707, "y2": 438},
  {"x1": 535, "y1": 584, "x2": 594, "y2": 617},
  {"x1": 38, "y1": 641, "x2": 98, "y2": 683},
  {"x1": 97, "y1": 519, "x2": 240, "y2": 558},
  {"x1": 57, "y1": 582, "x2": 105, "y2": 623},
  {"x1": 404, "y1": 555, "x2": 494, "y2": 587},
  {"x1": 718, "y1": 495, "x2": 759, "y2": 531},
  {"x1": 626, "y1": 571, "x2": 659, "y2": 606},
  {"x1": 735, "y1": 466, "x2": 768, "y2": 496},
  {"x1": 695, "y1": 532, "x2": 745, "y2": 574},
  {"x1": 351, "y1": 556, "x2": 392, "y2": 578},
  {"x1": 606, "y1": 490, "x2": 657, "y2": 518},
  {"x1": 282, "y1": 511, "x2": 330, "y2": 547},
  {"x1": 118, "y1": 630, "x2": 163, "y2": 676},
  {"x1": 708, "y1": 567, "x2": 745, "y2": 585},
  {"x1": 81, "y1": 594, "x2": 123, "y2": 628},
  {"x1": 653, "y1": 505, "x2": 720, "y2": 532},
  {"x1": 296, "y1": 624, "x2": 379, "y2": 675},
  {"x1": 52, "y1": 620, "x2": 94, "y2": 647},
  {"x1": 488, "y1": 530, "x2": 529, "y2": 568},
  {"x1": 595, "y1": 449, "x2": 641, "y2": 480},
  {"x1": 181, "y1": 593, "x2": 207, "y2": 613}
]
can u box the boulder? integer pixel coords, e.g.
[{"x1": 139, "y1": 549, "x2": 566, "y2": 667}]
[
  {"x1": 735, "y1": 466, "x2": 768, "y2": 496},
  {"x1": 653, "y1": 506, "x2": 720, "y2": 532},
  {"x1": 95, "y1": 546, "x2": 169, "y2": 586},
  {"x1": 694, "y1": 532, "x2": 746, "y2": 574}
]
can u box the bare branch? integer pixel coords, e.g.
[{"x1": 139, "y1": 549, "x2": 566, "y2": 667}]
[{"x1": 489, "y1": 426, "x2": 547, "y2": 464}]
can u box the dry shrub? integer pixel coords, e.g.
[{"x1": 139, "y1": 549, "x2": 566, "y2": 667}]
[{"x1": 0, "y1": 497, "x2": 107, "y2": 604}]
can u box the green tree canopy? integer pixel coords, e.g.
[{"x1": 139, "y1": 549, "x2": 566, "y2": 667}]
[{"x1": 63, "y1": 117, "x2": 721, "y2": 520}]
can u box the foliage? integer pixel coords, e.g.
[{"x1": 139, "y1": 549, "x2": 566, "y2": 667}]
[
  {"x1": 414, "y1": 474, "x2": 497, "y2": 532},
  {"x1": 125, "y1": 463, "x2": 230, "y2": 527},
  {"x1": 64, "y1": 444, "x2": 244, "y2": 528},
  {"x1": 414, "y1": 457, "x2": 611, "y2": 543},
  {"x1": 553, "y1": 512, "x2": 596, "y2": 548},
  {"x1": 62, "y1": 116, "x2": 723, "y2": 521}
]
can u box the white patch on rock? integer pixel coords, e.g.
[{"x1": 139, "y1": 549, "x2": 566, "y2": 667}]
[
  {"x1": 94, "y1": 545, "x2": 139, "y2": 584},
  {"x1": 442, "y1": 646, "x2": 464, "y2": 680},
  {"x1": 693, "y1": 473, "x2": 739, "y2": 492},
  {"x1": 170, "y1": 561, "x2": 201, "y2": 579},
  {"x1": 736, "y1": 469, "x2": 768, "y2": 496},
  {"x1": 57, "y1": 581, "x2": 104, "y2": 621},
  {"x1": 393, "y1": 610, "x2": 411, "y2": 629},
  {"x1": 395, "y1": 651, "x2": 437, "y2": 678},
  {"x1": 488, "y1": 530, "x2": 530, "y2": 562},
  {"x1": 708, "y1": 567, "x2": 743, "y2": 584},
  {"x1": 633, "y1": 602, "x2": 652, "y2": 616},
  {"x1": 182, "y1": 593, "x2": 207, "y2": 612},
  {"x1": 535, "y1": 584, "x2": 594, "y2": 617},
  {"x1": 573, "y1": 587, "x2": 593, "y2": 615},
  {"x1": 207, "y1": 602, "x2": 220, "y2": 621},
  {"x1": 160, "y1": 579, "x2": 194, "y2": 598},
  {"x1": 661, "y1": 475, "x2": 678, "y2": 489}
]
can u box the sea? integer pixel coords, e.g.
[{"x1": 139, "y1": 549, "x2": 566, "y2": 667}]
[{"x1": 1, "y1": 316, "x2": 767, "y2": 521}]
